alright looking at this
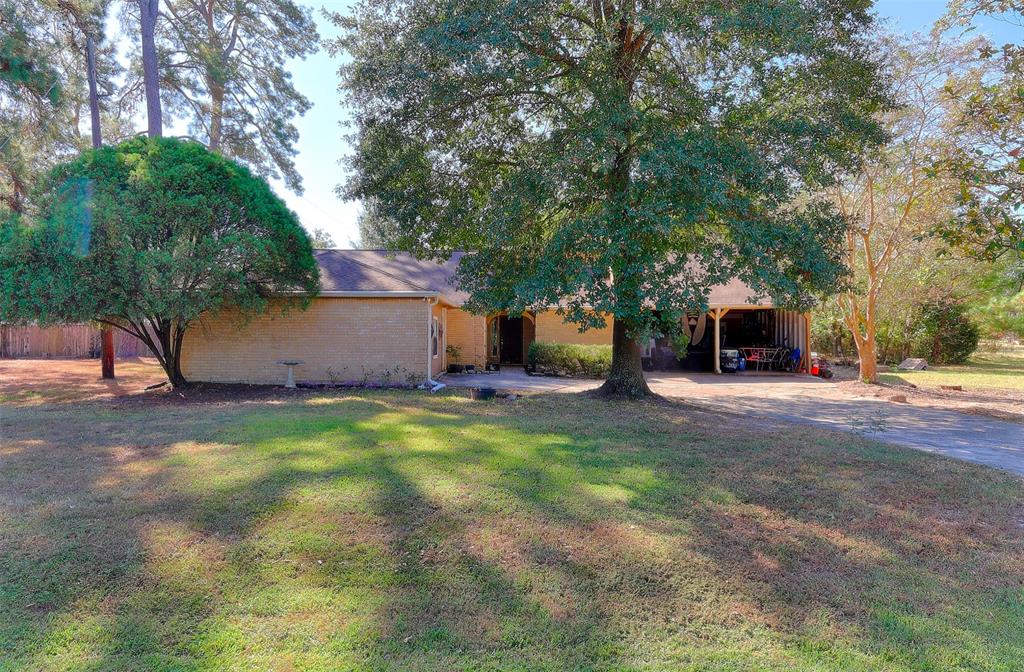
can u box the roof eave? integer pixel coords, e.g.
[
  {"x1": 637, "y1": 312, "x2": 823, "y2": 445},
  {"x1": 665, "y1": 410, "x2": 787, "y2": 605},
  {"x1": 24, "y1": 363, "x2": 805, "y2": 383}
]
[
  {"x1": 278, "y1": 290, "x2": 466, "y2": 306},
  {"x1": 317, "y1": 290, "x2": 441, "y2": 299}
]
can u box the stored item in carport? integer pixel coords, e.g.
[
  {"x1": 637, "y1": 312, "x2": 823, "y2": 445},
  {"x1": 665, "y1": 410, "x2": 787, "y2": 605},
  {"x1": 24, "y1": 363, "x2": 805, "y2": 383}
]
[{"x1": 719, "y1": 349, "x2": 742, "y2": 373}]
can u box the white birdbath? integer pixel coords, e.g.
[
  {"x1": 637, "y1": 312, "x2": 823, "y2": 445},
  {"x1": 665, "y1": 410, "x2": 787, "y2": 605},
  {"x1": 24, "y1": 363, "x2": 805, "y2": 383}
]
[{"x1": 276, "y1": 360, "x2": 304, "y2": 389}]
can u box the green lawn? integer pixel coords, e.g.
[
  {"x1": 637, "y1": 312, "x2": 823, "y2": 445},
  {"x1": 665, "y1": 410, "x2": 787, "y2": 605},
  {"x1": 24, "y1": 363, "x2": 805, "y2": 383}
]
[
  {"x1": 1, "y1": 389, "x2": 1022, "y2": 671},
  {"x1": 880, "y1": 348, "x2": 1024, "y2": 392}
]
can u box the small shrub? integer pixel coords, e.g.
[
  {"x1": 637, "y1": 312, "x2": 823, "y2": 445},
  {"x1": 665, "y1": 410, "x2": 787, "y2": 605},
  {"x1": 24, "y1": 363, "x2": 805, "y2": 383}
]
[
  {"x1": 910, "y1": 300, "x2": 981, "y2": 365},
  {"x1": 669, "y1": 330, "x2": 690, "y2": 355},
  {"x1": 527, "y1": 341, "x2": 612, "y2": 378}
]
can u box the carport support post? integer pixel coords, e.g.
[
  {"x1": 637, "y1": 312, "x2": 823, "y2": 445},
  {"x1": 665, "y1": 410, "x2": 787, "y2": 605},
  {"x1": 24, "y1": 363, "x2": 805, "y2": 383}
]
[
  {"x1": 710, "y1": 308, "x2": 731, "y2": 374},
  {"x1": 803, "y1": 313, "x2": 812, "y2": 373},
  {"x1": 712, "y1": 309, "x2": 721, "y2": 374}
]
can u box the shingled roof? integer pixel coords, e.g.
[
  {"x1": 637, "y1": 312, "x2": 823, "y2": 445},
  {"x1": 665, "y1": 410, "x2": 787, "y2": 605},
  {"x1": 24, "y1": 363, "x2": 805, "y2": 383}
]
[
  {"x1": 312, "y1": 249, "x2": 771, "y2": 309},
  {"x1": 314, "y1": 250, "x2": 468, "y2": 304}
]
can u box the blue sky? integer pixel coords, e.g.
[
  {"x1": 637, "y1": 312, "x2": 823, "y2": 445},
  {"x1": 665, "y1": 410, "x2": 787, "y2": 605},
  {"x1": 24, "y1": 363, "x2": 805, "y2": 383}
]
[{"x1": 277, "y1": 1, "x2": 1022, "y2": 247}]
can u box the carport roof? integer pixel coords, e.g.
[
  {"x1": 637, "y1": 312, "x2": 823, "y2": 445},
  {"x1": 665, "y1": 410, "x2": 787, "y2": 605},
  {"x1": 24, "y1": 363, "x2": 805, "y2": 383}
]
[
  {"x1": 313, "y1": 250, "x2": 771, "y2": 309},
  {"x1": 706, "y1": 276, "x2": 773, "y2": 309}
]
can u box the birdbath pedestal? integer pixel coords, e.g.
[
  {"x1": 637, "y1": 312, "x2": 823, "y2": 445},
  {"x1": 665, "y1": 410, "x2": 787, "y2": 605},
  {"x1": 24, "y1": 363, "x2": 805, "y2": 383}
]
[{"x1": 276, "y1": 360, "x2": 304, "y2": 389}]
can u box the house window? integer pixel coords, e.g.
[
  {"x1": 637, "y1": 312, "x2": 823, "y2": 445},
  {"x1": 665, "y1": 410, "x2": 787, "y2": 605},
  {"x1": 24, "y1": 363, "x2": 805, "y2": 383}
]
[{"x1": 432, "y1": 317, "x2": 439, "y2": 358}]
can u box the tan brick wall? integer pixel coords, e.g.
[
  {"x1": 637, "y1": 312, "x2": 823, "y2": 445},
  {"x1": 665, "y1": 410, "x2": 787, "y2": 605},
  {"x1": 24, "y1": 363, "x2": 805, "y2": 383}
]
[
  {"x1": 181, "y1": 297, "x2": 429, "y2": 386},
  {"x1": 445, "y1": 308, "x2": 486, "y2": 367},
  {"x1": 535, "y1": 310, "x2": 613, "y2": 346}
]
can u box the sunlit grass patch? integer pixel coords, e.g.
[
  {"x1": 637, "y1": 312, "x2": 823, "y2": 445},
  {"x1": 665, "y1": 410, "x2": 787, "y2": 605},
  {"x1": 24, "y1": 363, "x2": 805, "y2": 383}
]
[
  {"x1": 1, "y1": 389, "x2": 1022, "y2": 671},
  {"x1": 881, "y1": 349, "x2": 1024, "y2": 391}
]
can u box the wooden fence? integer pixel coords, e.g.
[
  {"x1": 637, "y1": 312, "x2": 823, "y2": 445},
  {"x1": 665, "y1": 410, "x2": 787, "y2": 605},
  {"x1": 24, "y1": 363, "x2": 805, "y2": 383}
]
[{"x1": 0, "y1": 324, "x2": 147, "y2": 359}]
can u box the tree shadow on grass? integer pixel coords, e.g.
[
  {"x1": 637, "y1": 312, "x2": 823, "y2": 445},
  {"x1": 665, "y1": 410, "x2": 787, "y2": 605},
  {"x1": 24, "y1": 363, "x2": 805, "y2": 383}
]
[{"x1": 1, "y1": 391, "x2": 1022, "y2": 670}]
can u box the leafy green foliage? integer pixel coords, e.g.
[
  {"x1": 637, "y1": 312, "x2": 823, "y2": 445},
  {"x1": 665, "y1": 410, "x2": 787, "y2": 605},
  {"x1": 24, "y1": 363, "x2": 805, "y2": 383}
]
[
  {"x1": 527, "y1": 341, "x2": 612, "y2": 378},
  {"x1": 934, "y1": 2, "x2": 1023, "y2": 276},
  {"x1": 0, "y1": 137, "x2": 319, "y2": 385},
  {"x1": 0, "y1": 4, "x2": 62, "y2": 105},
  {"x1": 911, "y1": 300, "x2": 981, "y2": 365},
  {"x1": 976, "y1": 289, "x2": 1024, "y2": 337},
  {"x1": 308, "y1": 226, "x2": 336, "y2": 249},
  {"x1": 333, "y1": 0, "x2": 890, "y2": 392},
  {"x1": 356, "y1": 197, "x2": 400, "y2": 250},
  {"x1": 1, "y1": 0, "x2": 124, "y2": 215},
  {"x1": 668, "y1": 330, "x2": 690, "y2": 358}
]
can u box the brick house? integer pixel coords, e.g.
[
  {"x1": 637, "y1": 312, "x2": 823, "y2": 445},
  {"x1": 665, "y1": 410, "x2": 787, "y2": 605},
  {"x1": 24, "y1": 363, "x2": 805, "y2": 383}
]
[{"x1": 181, "y1": 250, "x2": 811, "y2": 386}]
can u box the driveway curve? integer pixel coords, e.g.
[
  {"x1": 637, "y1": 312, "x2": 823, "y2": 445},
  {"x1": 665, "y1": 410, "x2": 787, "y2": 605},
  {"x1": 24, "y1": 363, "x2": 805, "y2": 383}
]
[{"x1": 444, "y1": 370, "x2": 1024, "y2": 476}]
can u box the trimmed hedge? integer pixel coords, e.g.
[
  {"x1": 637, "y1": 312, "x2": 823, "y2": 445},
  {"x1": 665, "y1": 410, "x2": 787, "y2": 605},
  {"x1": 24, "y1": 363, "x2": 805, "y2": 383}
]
[{"x1": 527, "y1": 341, "x2": 612, "y2": 378}]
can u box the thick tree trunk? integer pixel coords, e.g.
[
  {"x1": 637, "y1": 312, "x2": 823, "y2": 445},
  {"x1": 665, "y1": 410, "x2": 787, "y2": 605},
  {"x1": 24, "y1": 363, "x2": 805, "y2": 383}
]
[
  {"x1": 166, "y1": 357, "x2": 187, "y2": 388},
  {"x1": 145, "y1": 320, "x2": 189, "y2": 388},
  {"x1": 597, "y1": 320, "x2": 651, "y2": 398},
  {"x1": 101, "y1": 328, "x2": 115, "y2": 378},
  {"x1": 85, "y1": 36, "x2": 102, "y2": 148},
  {"x1": 856, "y1": 335, "x2": 879, "y2": 384},
  {"x1": 139, "y1": 0, "x2": 162, "y2": 138},
  {"x1": 102, "y1": 318, "x2": 188, "y2": 388}
]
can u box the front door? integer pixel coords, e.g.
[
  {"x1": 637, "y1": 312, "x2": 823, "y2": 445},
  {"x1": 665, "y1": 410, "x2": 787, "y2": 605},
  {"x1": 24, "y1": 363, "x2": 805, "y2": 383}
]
[{"x1": 499, "y1": 316, "x2": 524, "y2": 364}]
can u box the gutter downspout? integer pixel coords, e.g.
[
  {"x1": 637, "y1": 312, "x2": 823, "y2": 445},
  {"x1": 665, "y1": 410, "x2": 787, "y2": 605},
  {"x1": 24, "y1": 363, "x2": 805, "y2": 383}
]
[{"x1": 421, "y1": 297, "x2": 446, "y2": 393}]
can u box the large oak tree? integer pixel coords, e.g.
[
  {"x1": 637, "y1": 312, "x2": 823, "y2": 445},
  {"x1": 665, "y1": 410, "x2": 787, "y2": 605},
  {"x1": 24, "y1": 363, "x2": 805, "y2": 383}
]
[{"x1": 334, "y1": 0, "x2": 889, "y2": 396}]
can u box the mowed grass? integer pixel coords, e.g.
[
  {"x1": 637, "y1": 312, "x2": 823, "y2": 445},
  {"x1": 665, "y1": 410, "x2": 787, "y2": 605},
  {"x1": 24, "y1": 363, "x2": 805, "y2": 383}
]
[
  {"x1": 880, "y1": 348, "x2": 1024, "y2": 392},
  {"x1": 1, "y1": 388, "x2": 1023, "y2": 671}
]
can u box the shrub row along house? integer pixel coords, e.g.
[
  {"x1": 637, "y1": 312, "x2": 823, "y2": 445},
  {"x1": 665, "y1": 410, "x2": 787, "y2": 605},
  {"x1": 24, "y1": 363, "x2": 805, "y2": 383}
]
[{"x1": 181, "y1": 250, "x2": 812, "y2": 386}]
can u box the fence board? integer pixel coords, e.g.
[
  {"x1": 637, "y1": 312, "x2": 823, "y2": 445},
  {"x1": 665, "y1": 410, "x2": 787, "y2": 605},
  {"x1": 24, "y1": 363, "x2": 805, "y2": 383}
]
[{"x1": 0, "y1": 324, "x2": 146, "y2": 359}]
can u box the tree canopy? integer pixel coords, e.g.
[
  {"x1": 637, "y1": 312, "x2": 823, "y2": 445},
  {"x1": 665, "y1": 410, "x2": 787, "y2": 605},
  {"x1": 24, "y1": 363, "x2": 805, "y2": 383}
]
[
  {"x1": 309, "y1": 226, "x2": 335, "y2": 249},
  {"x1": 831, "y1": 35, "x2": 977, "y2": 382},
  {"x1": 356, "y1": 197, "x2": 400, "y2": 250},
  {"x1": 122, "y1": 0, "x2": 319, "y2": 192},
  {"x1": 934, "y1": 0, "x2": 1023, "y2": 279},
  {"x1": 1, "y1": 0, "x2": 127, "y2": 215},
  {"x1": 0, "y1": 137, "x2": 319, "y2": 386},
  {"x1": 334, "y1": 0, "x2": 890, "y2": 395}
]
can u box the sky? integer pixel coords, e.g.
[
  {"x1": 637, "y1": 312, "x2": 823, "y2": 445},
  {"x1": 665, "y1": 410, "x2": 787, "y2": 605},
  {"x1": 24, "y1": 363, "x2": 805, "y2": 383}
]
[{"x1": 263, "y1": 1, "x2": 1024, "y2": 248}]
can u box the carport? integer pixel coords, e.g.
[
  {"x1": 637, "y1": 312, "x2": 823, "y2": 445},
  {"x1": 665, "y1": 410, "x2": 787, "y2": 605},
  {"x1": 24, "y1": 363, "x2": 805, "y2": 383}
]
[{"x1": 643, "y1": 279, "x2": 812, "y2": 375}]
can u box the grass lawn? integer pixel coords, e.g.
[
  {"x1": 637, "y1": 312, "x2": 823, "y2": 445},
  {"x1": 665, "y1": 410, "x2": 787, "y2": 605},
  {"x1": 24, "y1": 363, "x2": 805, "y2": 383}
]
[
  {"x1": 1, "y1": 383, "x2": 1023, "y2": 671},
  {"x1": 880, "y1": 348, "x2": 1024, "y2": 392}
]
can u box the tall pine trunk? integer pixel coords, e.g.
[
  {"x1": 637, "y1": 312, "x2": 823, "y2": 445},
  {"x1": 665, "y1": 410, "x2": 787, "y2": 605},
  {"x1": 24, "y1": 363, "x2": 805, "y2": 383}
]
[
  {"x1": 205, "y1": 5, "x2": 224, "y2": 151},
  {"x1": 209, "y1": 81, "x2": 224, "y2": 150},
  {"x1": 86, "y1": 33, "x2": 115, "y2": 380},
  {"x1": 139, "y1": 0, "x2": 162, "y2": 137}
]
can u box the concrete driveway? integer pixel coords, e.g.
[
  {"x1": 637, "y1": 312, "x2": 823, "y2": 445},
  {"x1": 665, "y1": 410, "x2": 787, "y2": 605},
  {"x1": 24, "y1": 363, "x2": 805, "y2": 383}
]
[{"x1": 442, "y1": 369, "x2": 1024, "y2": 476}]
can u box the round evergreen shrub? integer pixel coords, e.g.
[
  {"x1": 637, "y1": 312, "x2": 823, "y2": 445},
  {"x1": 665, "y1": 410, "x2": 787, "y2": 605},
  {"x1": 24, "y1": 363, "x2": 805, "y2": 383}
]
[{"x1": 910, "y1": 300, "x2": 980, "y2": 365}]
